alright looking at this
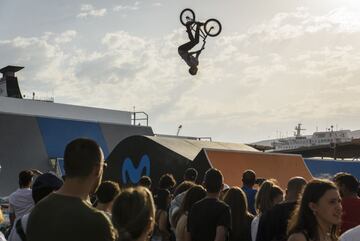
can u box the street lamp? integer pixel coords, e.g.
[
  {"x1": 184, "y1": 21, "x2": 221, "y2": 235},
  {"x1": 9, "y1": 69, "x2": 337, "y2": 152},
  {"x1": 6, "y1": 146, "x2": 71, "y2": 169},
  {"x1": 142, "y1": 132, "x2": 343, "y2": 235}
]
[{"x1": 177, "y1": 125, "x2": 182, "y2": 136}]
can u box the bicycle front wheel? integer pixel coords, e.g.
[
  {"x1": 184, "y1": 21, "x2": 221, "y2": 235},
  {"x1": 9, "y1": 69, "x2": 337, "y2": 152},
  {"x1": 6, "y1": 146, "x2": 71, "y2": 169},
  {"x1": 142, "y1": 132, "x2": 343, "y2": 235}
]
[
  {"x1": 204, "y1": 18, "x2": 222, "y2": 37},
  {"x1": 180, "y1": 8, "x2": 195, "y2": 26}
]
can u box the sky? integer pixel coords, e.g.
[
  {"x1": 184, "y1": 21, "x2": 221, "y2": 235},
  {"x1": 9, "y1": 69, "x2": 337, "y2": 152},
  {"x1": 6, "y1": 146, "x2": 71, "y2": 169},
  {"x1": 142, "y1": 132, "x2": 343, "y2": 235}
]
[{"x1": 1, "y1": 0, "x2": 360, "y2": 143}]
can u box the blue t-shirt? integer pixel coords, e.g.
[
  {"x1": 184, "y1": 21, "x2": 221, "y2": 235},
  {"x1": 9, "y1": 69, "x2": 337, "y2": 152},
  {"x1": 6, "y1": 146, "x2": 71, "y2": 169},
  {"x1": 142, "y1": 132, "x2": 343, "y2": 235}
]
[{"x1": 242, "y1": 186, "x2": 257, "y2": 215}]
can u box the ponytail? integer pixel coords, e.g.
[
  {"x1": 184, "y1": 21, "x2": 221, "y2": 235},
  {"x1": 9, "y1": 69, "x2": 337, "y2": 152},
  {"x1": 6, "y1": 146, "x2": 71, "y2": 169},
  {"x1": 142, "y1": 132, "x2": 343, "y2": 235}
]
[
  {"x1": 255, "y1": 180, "x2": 274, "y2": 214},
  {"x1": 255, "y1": 180, "x2": 283, "y2": 214}
]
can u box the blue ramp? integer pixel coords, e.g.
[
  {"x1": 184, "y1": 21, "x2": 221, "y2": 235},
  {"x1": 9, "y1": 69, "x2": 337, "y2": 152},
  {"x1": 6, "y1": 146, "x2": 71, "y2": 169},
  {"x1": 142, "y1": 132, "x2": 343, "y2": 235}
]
[
  {"x1": 304, "y1": 159, "x2": 360, "y2": 179},
  {"x1": 37, "y1": 117, "x2": 109, "y2": 159}
]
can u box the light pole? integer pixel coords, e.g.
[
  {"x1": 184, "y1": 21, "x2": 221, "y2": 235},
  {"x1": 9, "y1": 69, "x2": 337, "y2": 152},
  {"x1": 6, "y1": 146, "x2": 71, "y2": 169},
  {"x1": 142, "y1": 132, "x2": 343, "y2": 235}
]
[{"x1": 177, "y1": 125, "x2": 182, "y2": 136}]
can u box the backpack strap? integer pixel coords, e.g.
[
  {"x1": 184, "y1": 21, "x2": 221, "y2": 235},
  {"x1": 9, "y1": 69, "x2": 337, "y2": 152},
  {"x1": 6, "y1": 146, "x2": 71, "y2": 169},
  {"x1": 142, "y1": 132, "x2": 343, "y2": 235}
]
[{"x1": 15, "y1": 218, "x2": 27, "y2": 241}]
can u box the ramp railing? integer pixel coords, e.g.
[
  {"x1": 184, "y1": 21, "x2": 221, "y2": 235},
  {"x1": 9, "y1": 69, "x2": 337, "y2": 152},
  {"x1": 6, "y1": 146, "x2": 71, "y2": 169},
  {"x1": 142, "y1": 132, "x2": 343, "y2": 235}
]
[{"x1": 132, "y1": 111, "x2": 149, "y2": 126}]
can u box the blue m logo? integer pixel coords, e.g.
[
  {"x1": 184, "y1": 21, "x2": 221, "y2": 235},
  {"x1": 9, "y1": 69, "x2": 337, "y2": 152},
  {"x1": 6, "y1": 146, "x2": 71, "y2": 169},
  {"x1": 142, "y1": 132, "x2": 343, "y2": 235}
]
[{"x1": 122, "y1": 154, "x2": 150, "y2": 184}]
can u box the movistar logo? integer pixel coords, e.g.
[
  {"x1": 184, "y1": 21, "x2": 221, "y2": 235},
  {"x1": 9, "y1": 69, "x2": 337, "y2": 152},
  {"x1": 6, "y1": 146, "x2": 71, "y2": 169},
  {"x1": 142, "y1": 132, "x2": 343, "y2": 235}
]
[{"x1": 122, "y1": 155, "x2": 150, "y2": 184}]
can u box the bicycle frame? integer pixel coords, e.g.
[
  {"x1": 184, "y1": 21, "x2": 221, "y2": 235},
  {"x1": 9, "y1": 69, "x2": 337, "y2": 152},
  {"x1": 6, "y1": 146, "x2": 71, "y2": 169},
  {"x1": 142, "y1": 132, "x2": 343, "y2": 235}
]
[
  {"x1": 190, "y1": 23, "x2": 208, "y2": 51},
  {"x1": 181, "y1": 10, "x2": 221, "y2": 60},
  {"x1": 184, "y1": 15, "x2": 208, "y2": 49}
]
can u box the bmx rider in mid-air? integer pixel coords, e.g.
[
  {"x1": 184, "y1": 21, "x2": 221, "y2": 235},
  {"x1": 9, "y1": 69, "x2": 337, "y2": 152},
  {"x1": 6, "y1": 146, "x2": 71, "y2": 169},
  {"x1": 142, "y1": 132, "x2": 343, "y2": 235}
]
[{"x1": 178, "y1": 21, "x2": 203, "y2": 76}]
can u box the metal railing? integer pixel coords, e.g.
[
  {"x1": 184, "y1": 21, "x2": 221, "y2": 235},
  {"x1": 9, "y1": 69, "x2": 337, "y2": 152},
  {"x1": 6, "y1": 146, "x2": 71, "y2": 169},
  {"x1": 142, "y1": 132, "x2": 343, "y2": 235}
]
[{"x1": 131, "y1": 111, "x2": 149, "y2": 126}]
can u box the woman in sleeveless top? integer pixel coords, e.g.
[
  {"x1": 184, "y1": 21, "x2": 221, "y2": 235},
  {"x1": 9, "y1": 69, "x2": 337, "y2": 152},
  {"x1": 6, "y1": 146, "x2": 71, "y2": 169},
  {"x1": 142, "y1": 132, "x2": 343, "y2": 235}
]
[
  {"x1": 287, "y1": 179, "x2": 342, "y2": 241},
  {"x1": 153, "y1": 189, "x2": 172, "y2": 241},
  {"x1": 175, "y1": 185, "x2": 206, "y2": 241}
]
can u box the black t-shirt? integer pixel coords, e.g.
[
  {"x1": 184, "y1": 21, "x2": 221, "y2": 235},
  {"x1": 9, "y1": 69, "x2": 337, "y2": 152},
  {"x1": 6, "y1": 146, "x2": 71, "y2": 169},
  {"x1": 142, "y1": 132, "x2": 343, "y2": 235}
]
[
  {"x1": 256, "y1": 201, "x2": 297, "y2": 241},
  {"x1": 187, "y1": 197, "x2": 231, "y2": 241},
  {"x1": 229, "y1": 214, "x2": 253, "y2": 241}
]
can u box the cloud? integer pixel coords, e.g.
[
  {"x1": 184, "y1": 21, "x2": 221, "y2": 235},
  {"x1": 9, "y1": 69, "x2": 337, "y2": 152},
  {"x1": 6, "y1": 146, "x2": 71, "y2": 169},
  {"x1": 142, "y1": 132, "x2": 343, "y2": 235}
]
[
  {"x1": 244, "y1": 7, "x2": 360, "y2": 43},
  {"x1": 0, "y1": 30, "x2": 80, "y2": 98},
  {"x1": 113, "y1": 1, "x2": 140, "y2": 11},
  {"x1": 2, "y1": 7, "x2": 360, "y2": 142},
  {"x1": 55, "y1": 30, "x2": 77, "y2": 44},
  {"x1": 77, "y1": 4, "x2": 107, "y2": 18},
  {"x1": 159, "y1": 7, "x2": 360, "y2": 140}
]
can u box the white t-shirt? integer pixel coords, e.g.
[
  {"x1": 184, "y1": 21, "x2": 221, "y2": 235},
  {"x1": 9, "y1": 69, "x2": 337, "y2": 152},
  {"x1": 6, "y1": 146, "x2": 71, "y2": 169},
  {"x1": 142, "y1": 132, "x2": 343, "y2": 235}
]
[
  {"x1": 8, "y1": 214, "x2": 30, "y2": 241},
  {"x1": 9, "y1": 188, "x2": 34, "y2": 219},
  {"x1": 169, "y1": 191, "x2": 187, "y2": 229},
  {"x1": 251, "y1": 215, "x2": 261, "y2": 241},
  {"x1": 175, "y1": 214, "x2": 187, "y2": 241},
  {"x1": 340, "y1": 225, "x2": 360, "y2": 241},
  {"x1": 0, "y1": 231, "x2": 6, "y2": 241}
]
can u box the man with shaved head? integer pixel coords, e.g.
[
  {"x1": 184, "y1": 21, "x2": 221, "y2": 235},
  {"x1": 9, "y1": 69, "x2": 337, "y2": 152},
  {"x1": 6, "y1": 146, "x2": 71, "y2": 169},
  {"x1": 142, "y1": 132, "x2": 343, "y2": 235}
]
[
  {"x1": 285, "y1": 176, "x2": 307, "y2": 202},
  {"x1": 27, "y1": 138, "x2": 116, "y2": 241},
  {"x1": 241, "y1": 169, "x2": 257, "y2": 215},
  {"x1": 256, "y1": 176, "x2": 307, "y2": 241}
]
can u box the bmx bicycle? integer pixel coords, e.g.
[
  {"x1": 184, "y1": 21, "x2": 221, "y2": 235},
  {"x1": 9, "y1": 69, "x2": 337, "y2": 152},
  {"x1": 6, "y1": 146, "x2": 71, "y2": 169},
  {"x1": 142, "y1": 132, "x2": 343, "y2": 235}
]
[{"x1": 180, "y1": 8, "x2": 222, "y2": 53}]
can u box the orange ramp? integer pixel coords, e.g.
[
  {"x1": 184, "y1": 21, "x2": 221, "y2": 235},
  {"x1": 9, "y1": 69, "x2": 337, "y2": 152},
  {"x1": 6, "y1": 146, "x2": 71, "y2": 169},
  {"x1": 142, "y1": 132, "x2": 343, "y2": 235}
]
[{"x1": 205, "y1": 149, "x2": 313, "y2": 189}]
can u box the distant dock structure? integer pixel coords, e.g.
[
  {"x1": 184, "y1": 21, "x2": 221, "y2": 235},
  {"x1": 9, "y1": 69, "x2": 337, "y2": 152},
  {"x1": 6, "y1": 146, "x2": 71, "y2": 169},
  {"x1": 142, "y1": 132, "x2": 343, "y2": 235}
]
[{"x1": 250, "y1": 124, "x2": 360, "y2": 160}]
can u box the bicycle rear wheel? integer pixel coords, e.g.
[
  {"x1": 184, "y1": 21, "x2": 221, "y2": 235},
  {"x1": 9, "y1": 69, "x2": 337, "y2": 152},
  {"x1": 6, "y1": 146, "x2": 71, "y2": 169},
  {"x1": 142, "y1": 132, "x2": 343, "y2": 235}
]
[
  {"x1": 204, "y1": 18, "x2": 222, "y2": 37},
  {"x1": 180, "y1": 8, "x2": 195, "y2": 26}
]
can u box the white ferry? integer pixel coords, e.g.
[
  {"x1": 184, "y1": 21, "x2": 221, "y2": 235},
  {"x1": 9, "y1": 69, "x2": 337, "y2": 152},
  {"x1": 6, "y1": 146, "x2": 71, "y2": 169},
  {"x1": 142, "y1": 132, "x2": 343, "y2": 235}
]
[{"x1": 271, "y1": 124, "x2": 354, "y2": 151}]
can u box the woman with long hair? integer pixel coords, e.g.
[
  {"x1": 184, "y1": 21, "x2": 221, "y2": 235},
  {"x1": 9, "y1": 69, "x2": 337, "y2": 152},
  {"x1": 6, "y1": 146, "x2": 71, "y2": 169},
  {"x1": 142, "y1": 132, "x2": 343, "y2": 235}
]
[
  {"x1": 223, "y1": 187, "x2": 254, "y2": 241},
  {"x1": 169, "y1": 182, "x2": 195, "y2": 231},
  {"x1": 154, "y1": 189, "x2": 172, "y2": 241},
  {"x1": 112, "y1": 186, "x2": 155, "y2": 241},
  {"x1": 287, "y1": 179, "x2": 342, "y2": 241},
  {"x1": 175, "y1": 185, "x2": 206, "y2": 241},
  {"x1": 252, "y1": 180, "x2": 284, "y2": 241}
]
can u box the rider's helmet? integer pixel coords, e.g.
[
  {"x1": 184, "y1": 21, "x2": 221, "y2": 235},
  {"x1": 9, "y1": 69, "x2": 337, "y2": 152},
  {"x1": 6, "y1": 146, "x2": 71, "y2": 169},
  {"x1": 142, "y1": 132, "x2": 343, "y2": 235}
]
[{"x1": 189, "y1": 66, "x2": 198, "y2": 75}]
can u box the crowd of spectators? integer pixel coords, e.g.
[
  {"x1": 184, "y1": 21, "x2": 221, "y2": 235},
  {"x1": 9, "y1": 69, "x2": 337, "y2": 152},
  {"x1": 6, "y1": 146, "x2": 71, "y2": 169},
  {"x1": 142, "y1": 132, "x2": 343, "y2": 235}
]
[{"x1": 0, "y1": 137, "x2": 359, "y2": 241}]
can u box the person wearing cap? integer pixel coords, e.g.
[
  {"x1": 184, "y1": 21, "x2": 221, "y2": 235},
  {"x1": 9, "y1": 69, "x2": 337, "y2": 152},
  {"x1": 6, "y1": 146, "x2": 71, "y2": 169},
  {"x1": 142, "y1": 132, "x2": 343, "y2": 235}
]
[
  {"x1": 8, "y1": 170, "x2": 36, "y2": 226},
  {"x1": 8, "y1": 172, "x2": 63, "y2": 241}
]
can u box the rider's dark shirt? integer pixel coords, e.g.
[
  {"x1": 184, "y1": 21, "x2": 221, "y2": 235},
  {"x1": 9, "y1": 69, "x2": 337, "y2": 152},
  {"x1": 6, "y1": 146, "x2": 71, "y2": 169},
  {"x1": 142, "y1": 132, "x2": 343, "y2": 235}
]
[{"x1": 178, "y1": 50, "x2": 198, "y2": 67}]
